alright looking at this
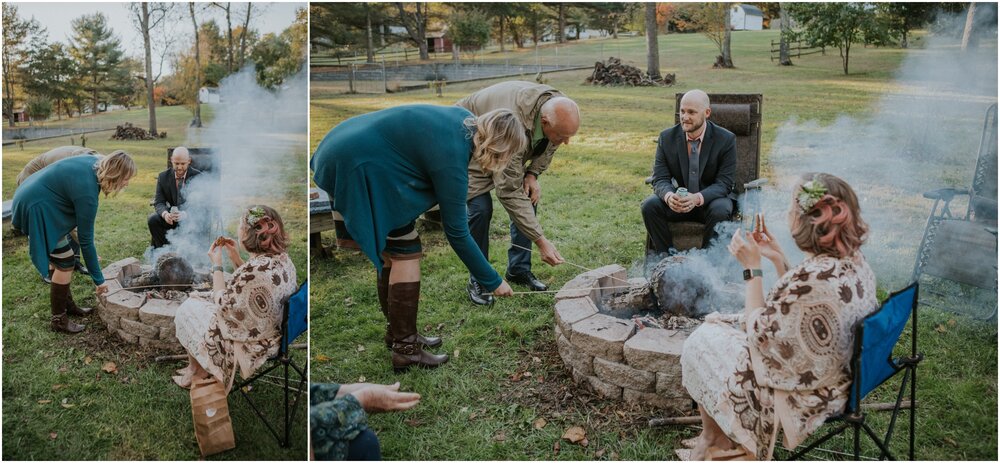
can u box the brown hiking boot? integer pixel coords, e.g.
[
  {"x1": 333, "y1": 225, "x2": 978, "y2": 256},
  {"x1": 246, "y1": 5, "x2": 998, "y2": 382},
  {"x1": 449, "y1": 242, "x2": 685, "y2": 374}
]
[
  {"x1": 51, "y1": 282, "x2": 85, "y2": 334},
  {"x1": 387, "y1": 281, "x2": 448, "y2": 372}
]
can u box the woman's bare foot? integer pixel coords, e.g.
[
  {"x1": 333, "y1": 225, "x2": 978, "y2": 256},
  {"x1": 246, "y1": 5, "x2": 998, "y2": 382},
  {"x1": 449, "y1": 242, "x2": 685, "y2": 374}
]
[{"x1": 172, "y1": 374, "x2": 193, "y2": 389}]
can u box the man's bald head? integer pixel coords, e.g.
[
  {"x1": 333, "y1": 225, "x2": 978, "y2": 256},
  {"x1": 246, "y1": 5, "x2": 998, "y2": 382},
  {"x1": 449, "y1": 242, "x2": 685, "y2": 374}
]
[
  {"x1": 540, "y1": 97, "x2": 580, "y2": 147},
  {"x1": 170, "y1": 146, "x2": 192, "y2": 176},
  {"x1": 678, "y1": 89, "x2": 712, "y2": 135}
]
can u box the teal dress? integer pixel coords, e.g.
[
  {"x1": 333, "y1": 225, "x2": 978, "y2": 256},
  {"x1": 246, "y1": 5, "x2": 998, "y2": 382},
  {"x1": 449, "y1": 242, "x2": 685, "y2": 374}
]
[
  {"x1": 311, "y1": 104, "x2": 502, "y2": 290},
  {"x1": 11, "y1": 155, "x2": 105, "y2": 285}
]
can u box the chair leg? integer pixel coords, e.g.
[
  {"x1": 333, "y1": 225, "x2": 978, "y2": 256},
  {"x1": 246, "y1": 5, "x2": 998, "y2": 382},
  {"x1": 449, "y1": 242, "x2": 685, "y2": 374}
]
[
  {"x1": 786, "y1": 422, "x2": 850, "y2": 460},
  {"x1": 862, "y1": 422, "x2": 896, "y2": 460},
  {"x1": 283, "y1": 360, "x2": 291, "y2": 448}
]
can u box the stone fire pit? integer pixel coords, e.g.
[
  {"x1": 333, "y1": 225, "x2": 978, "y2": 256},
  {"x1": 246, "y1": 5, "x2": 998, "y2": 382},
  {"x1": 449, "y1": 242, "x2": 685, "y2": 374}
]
[
  {"x1": 97, "y1": 257, "x2": 231, "y2": 351},
  {"x1": 553, "y1": 264, "x2": 696, "y2": 412}
]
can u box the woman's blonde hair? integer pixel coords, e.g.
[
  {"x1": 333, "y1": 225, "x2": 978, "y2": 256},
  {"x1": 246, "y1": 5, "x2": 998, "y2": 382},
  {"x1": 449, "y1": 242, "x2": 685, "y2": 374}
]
[
  {"x1": 95, "y1": 150, "x2": 137, "y2": 197},
  {"x1": 790, "y1": 172, "x2": 868, "y2": 258},
  {"x1": 464, "y1": 108, "x2": 528, "y2": 173},
  {"x1": 239, "y1": 205, "x2": 289, "y2": 255}
]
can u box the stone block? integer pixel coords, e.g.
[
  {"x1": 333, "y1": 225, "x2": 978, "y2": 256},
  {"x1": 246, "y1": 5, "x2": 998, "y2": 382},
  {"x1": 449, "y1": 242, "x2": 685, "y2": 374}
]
[
  {"x1": 554, "y1": 273, "x2": 597, "y2": 301},
  {"x1": 159, "y1": 325, "x2": 176, "y2": 342},
  {"x1": 656, "y1": 371, "x2": 688, "y2": 397},
  {"x1": 592, "y1": 264, "x2": 627, "y2": 299},
  {"x1": 571, "y1": 368, "x2": 589, "y2": 385},
  {"x1": 569, "y1": 314, "x2": 635, "y2": 362},
  {"x1": 585, "y1": 374, "x2": 623, "y2": 400},
  {"x1": 101, "y1": 258, "x2": 140, "y2": 283},
  {"x1": 139, "y1": 299, "x2": 179, "y2": 329},
  {"x1": 622, "y1": 389, "x2": 692, "y2": 412},
  {"x1": 101, "y1": 291, "x2": 144, "y2": 321},
  {"x1": 98, "y1": 309, "x2": 121, "y2": 331},
  {"x1": 554, "y1": 297, "x2": 598, "y2": 336},
  {"x1": 623, "y1": 328, "x2": 686, "y2": 374},
  {"x1": 594, "y1": 357, "x2": 655, "y2": 392},
  {"x1": 557, "y1": 333, "x2": 594, "y2": 375},
  {"x1": 98, "y1": 280, "x2": 123, "y2": 306},
  {"x1": 117, "y1": 329, "x2": 138, "y2": 343},
  {"x1": 120, "y1": 318, "x2": 160, "y2": 339}
]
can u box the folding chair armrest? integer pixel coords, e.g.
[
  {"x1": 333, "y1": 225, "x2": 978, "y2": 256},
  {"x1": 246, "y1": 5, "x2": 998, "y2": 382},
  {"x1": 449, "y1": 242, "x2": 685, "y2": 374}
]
[{"x1": 922, "y1": 187, "x2": 968, "y2": 201}]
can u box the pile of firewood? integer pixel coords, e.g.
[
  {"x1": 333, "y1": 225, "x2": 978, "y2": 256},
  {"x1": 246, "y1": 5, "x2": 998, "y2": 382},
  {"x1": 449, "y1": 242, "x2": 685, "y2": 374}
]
[
  {"x1": 110, "y1": 122, "x2": 164, "y2": 140},
  {"x1": 585, "y1": 57, "x2": 675, "y2": 87}
]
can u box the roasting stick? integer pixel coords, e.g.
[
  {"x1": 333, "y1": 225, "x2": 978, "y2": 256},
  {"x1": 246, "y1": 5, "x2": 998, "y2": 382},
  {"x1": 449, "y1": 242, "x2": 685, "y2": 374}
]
[
  {"x1": 104, "y1": 283, "x2": 202, "y2": 297},
  {"x1": 491, "y1": 284, "x2": 637, "y2": 296}
]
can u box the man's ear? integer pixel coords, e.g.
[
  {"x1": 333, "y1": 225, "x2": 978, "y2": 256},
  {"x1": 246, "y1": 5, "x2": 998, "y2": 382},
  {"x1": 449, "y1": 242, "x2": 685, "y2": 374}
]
[{"x1": 704, "y1": 108, "x2": 712, "y2": 119}]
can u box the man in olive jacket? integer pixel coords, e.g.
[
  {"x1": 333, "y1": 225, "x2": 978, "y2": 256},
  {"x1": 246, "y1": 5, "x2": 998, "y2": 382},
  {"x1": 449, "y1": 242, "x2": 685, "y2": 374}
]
[{"x1": 457, "y1": 81, "x2": 579, "y2": 305}]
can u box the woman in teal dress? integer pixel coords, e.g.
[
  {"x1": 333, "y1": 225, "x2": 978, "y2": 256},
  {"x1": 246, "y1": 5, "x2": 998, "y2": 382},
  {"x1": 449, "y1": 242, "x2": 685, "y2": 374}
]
[
  {"x1": 311, "y1": 104, "x2": 526, "y2": 371},
  {"x1": 11, "y1": 151, "x2": 137, "y2": 334}
]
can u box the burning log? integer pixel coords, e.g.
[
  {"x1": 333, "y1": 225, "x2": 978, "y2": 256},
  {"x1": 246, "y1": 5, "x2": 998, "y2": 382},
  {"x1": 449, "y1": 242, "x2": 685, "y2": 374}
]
[
  {"x1": 110, "y1": 122, "x2": 164, "y2": 141},
  {"x1": 649, "y1": 256, "x2": 742, "y2": 318},
  {"x1": 586, "y1": 57, "x2": 676, "y2": 87},
  {"x1": 125, "y1": 252, "x2": 205, "y2": 289}
]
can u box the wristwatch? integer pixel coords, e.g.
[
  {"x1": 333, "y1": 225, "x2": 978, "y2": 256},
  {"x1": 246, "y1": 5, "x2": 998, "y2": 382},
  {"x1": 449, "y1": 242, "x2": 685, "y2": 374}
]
[
  {"x1": 212, "y1": 265, "x2": 224, "y2": 273},
  {"x1": 743, "y1": 268, "x2": 763, "y2": 281}
]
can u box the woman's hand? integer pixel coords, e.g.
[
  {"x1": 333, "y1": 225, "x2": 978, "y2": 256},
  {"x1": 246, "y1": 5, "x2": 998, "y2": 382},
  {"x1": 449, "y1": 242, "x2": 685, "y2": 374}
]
[
  {"x1": 728, "y1": 230, "x2": 762, "y2": 269},
  {"x1": 222, "y1": 238, "x2": 243, "y2": 266},
  {"x1": 751, "y1": 214, "x2": 785, "y2": 265},
  {"x1": 351, "y1": 382, "x2": 421, "y2": 413},
  {"x1": 493, "y1": 280, "x2": 514, "y2": 297},
  {"x1": 207, "y1": 243, "x2": 224, "y2": 266},
  {"x1": 95, "y1": 283, "x2": 109, "y2": 296}
]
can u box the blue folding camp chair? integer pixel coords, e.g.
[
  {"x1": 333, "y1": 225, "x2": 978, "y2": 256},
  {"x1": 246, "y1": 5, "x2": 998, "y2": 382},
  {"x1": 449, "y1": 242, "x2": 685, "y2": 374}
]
[
  {"x1": 788, "y1": 283, "x2": 922, "y2": 460},
  {"x1": 231, "y1": 280, "x2": 308, "y2": 448}
]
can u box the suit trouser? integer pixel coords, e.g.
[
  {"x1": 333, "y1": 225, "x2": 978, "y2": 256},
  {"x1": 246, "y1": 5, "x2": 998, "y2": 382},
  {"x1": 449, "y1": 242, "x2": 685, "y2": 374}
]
[
  {"x1": 147, "y1": 212, "x2": 178, "y2": 248},
  {"x1": 641, "y1": 194, "x2": 734, "y2": 252},
  {"x1": 467, "y1": 192, "x2": 535, "y2": 282}
]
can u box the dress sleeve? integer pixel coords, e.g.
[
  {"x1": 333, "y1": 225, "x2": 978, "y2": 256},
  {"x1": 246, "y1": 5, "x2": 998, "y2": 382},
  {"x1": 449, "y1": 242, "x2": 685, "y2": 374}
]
[
  {"x1": 73, "y1": 193, "x2": 104, "y2": 285},
  {"x1": 429, "y1": 163, "x2": 502, "y2": 291},
  {"x1": 310, "y1": 390, "x2": 369, "y2": 461},
  {"x1": 745, "y1": 261, "x2": 846, "y2": 391}
]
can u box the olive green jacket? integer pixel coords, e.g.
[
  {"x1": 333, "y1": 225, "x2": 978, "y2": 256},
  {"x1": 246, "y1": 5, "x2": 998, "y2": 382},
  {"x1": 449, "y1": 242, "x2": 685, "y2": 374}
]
[{"x1": 456, "y1": 81, "x2": 564, "y2": 242}]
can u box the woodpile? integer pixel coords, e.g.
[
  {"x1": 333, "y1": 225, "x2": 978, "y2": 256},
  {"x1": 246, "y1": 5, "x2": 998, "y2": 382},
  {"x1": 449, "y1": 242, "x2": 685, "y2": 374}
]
[
  {"x1": 110, "y1": 122, "x2": 165, "y2": 140},
  {"x1": 586, "y1": 57, "x2": 675, "y2": 87}
]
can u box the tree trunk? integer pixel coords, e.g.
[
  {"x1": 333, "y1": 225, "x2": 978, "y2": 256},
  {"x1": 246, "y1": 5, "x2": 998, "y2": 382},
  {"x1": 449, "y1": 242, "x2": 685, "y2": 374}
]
[
  {"x1": 961, "y1": 2, "x2": 977, "y2": 51},
  {"x1": 842, "y1": 41, "x2": 850, "y2": 74},
  {"x1": 141, "y1": 3, "x2": 158, "y2": 134},
  {"x1": 3, "y1": 77, "x2": 14, "y2": 127},
  {"x1": 778, "y1": 6, "x2": 792, "y2": 65},
  {"x1": 223, "y1": 3, "x2": 234, "y2": 72},
  {"x1": 237, "y1": 3, "x2": 251, "y2": 67},
  {"x1": 722, "y1": 8, "x2": 733, "y2": 67},
  {"x1": 190, "y1": 2, "x2": 202, "y2": 128},
  {"x1": 645, "y1": 2, "x2": 660, "y2": 79},
  {"x1": 557, "y1": 4, "x2": 567, "y2": 44},
  {"x1": 498, "y1": 15, "x2": 505, "y2": 52},
  {"x1": 365, "y1": 4, "x2": 375, "y2": 63}
]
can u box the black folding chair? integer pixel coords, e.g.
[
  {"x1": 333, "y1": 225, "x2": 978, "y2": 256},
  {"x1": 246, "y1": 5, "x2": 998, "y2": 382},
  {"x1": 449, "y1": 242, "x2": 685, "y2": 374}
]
[
  {"x1": 231, "y1": 280, "x2": 308, "y2": 448},
  {"x1": 787, "y1": 283, "x2": 922, "y2": 460}
]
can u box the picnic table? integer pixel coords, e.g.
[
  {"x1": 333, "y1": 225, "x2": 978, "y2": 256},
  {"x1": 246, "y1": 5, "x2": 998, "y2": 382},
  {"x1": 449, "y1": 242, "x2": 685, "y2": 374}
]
[{"x1": 310, "y1": 188, "x2": 334, "y2": 257}]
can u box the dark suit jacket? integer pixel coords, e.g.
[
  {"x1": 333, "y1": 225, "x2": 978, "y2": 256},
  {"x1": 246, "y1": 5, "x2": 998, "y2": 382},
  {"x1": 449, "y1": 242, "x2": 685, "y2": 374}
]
[
  {"x1": 650, "y1": 120, "x2": 737, "y2": 207},
  {"x1": 153, "y1": 167, "x2": 202, "y2": 217}
]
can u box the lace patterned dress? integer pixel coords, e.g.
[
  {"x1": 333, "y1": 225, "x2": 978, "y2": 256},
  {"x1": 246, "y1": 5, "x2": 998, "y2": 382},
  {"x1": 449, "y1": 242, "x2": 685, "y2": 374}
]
[
  {"x1": 680, "y1": 253, "x2": 877, "y2": 460},
  {"x1": 176, "y1": 253, "x2": 297, "y2": 393}
]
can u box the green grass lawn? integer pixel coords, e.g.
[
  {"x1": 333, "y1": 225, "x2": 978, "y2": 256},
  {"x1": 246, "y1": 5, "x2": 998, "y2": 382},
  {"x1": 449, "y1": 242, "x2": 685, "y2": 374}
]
[
  {"x1": 2, "y1": 105, "x2": 309, "y2": 460},
  {"x1": 310, "y1": 30, "x2": 997, "y2": 460}
]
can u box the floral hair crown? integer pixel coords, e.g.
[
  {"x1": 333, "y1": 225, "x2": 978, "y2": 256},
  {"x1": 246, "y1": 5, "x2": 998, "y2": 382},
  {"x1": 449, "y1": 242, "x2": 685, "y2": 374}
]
[
  {"x1": 246, "y1": 206, "x2": 267, "y2": 226},
  {"x1": 797, "y1": 176, "x2": 829, "y2": 213}
]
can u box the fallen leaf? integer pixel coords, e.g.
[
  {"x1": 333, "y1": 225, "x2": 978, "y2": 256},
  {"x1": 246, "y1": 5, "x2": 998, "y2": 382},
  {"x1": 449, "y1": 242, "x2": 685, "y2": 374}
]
[
  {"x1": 493, "y1": 430, "x2": 507, "y2": 442},
  {"x1": 510, "y1": 372, "x2": 524, "y2": 382},
  {"x1": 537, "y1": 376, "x2": 545, "y2": 383},
  {"x1": 315, "y1": 354, "x2": 332, "y2": 362},
  {"x1": 453, "y1": 349, "x2": 460, "y2": 359},
  {"x1": 344, "y1": 297, "x2": 354, "y2": 307},
  {"x1": 533, "y1": 418, "x2": 547, "y2": 430},
  {"x1": 101, "y1": 362, "x2": 118, "y2": 374},
  {"x1": 943, "y1": 437, "x2": 958, "y2": 447},
  {"x1": 60, "y1": 398, "x2": 75, "y2": 409},
  {"x1": 37, "y1": 400, "x2": 52, "y2": 404},
  {"x1": 51, "y1": 384, "x2": 67, "y2": 391},
  {"x1": 436, "y1": 323, "x2": 445, "y2": 331},
  {"x1": 468, "y1": 412, "x2": 478, "y2": 420},
  {"x1": 562, "y1": 426, "x2": 587, "y2": 444},
  {"x1": 356, "y1": 344, "x2": 366, "y2": 353},
  {"x1": 424, "y1": 324, "x2": 433, "y2": 332},
  {"x1": 460, "y1": 406, "x2": 469, "y2": 413},
  {"x1": 580, "y1": 438, "x2": 589, "y2": 447},
  {"x1": 611, "y1": 451, "x2": 620, "y2": 460},
  {"x1": 358, "y1": 376, "x2": 366, "y2": 383},
  {"x1": 532, "y1": 356, "x2": 541, "y2": 363},
  {"x1": 552, "y1": 441, "x2": 561, "y2": 456},
  {"x1": 404, "y1": 418, "x2": 423, "y2": 427},
  {"x1": 57, "y1": 365, "x2": 68, "y2": 373},
  {"x1": 84, "y1": 356, "x2": 93, "y2": 365},
  {"x1": 523, "y1": 371, "x2": 533, "y2": 378},
  {"x1": 49, "y1": 432, "x2": 57, "y2": 440},
  {"x1": 595, "y1": 449, "x2": 606, "y2": 458},
  {"x1": 935, "y1": 324, "x2": 948, "y2": 333},
  {"x1": 947, "y1": 319, "x2": 957, "y2": 327}
]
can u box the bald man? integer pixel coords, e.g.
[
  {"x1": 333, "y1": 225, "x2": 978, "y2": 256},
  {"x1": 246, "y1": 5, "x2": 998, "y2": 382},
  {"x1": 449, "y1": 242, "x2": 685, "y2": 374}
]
[
  {"x1": 458, "y1": 81, "x2": 575, "y2": 304},
  {"x1": 642, "y1": 89, "x2": 736, "y2": 253},
  {"x1": 148, "y1": 147, "x2": 202, "y2": 248}
]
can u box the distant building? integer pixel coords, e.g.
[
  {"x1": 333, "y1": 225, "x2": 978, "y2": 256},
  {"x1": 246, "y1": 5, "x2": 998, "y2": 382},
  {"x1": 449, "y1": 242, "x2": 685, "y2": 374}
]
[
  {"x1": 730, "y1": 4, "x2": 764, "y2": 31},
  {"x1": 199, "y1": 87, "x2": 221, "y2": 104},
  {"x1": 426, "y1": 30, "x2": 453, "y2": 53}
]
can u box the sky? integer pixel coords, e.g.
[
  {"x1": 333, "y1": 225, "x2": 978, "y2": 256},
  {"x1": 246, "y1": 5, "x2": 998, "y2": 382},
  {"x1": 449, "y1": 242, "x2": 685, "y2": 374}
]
[{"x1": 11, "y1": 2, "x2": 305, "y2": 70}]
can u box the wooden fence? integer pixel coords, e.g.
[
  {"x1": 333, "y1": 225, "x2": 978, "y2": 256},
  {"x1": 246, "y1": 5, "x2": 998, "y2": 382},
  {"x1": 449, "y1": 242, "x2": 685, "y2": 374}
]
[{"x1": 770, "y1": 40, "x2": 825, "y2": 62}]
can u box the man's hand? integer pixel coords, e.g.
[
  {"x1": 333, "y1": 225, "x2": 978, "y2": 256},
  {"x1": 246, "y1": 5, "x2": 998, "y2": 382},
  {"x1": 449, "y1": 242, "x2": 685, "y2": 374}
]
[
  {"x1": 665, "y1": 192, "x2": 700, "y2": 213},
  {"x1": 523, "y1": 173, "x2": 541, "y2": 206},
  {"x1": 351, "y1": 382, "x2": 421, "y2": 413},
  {"x1": 162, "y1": 211, "x2": 176, "y2": 225},
  {"x1": 535, "y1": 237, "x2": 565, "y2": 266},
  {"x1": 493, "y1": 280, "x2": 514, "y2": 297}
]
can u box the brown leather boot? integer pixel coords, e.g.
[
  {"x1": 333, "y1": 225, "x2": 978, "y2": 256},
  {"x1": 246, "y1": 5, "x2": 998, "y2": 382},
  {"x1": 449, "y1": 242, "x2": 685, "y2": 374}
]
[
  {"x1": 387, "y1": 281, "x2": 448, "y2": 372},
  {"x1": 65, "y1": 288, "x2": 94, "y2": 316},
  {"x1": 51, "y1": 282, "x2": 85, "y2": 334},
  {"x1": 379, "y1": 268, "x2": 442, "y2": 350}
]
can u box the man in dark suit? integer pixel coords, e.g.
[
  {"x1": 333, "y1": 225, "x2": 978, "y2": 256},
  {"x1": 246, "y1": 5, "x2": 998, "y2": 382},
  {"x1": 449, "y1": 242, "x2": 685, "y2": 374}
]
[
  {"x1": 148, "y1": 147, "x2": 202, "y2": 248},
  {"x1": 641, "y1": 90, "x2": 737, "y2": 253}
]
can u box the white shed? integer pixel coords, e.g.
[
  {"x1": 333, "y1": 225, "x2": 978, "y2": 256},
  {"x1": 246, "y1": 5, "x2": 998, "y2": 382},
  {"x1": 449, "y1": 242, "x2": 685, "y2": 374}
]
[
  {"x1": 198, "y1": 87, "x2": 221, "y2": 104},
  {"x1": 730, "y1": 4, "x2": 764, "y2": 31}
]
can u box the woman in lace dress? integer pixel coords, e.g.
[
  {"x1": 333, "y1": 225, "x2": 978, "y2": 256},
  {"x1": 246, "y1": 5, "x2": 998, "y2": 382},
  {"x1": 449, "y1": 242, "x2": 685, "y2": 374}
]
[
  {"x1": 679, "y1": 173, "x2": 878, "y2": 460},
  {"x1": 173, "y1": 205, "x2": 297, "y2": 393}
]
